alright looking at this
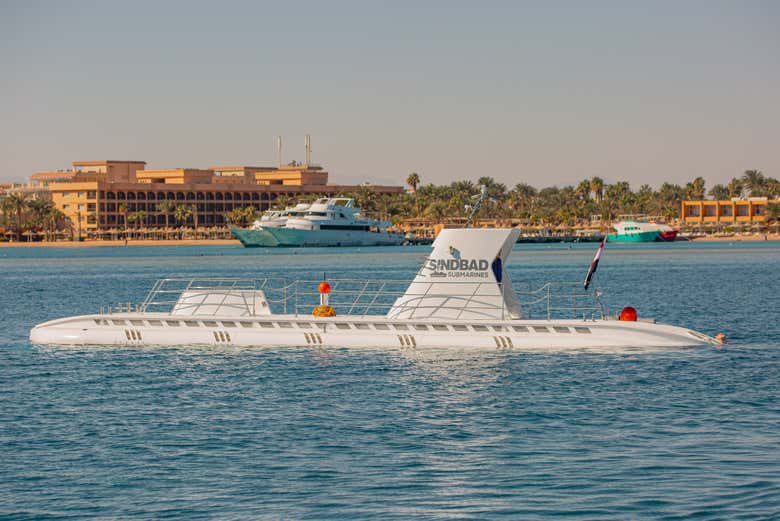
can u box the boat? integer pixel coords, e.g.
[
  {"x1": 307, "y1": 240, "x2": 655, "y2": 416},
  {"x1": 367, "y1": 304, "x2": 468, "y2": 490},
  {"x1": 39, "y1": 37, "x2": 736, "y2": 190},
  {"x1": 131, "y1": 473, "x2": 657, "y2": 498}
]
[
  {"x1": 607, "y1": 220, "x2": 678, "y2": 242},
  {"x1": 30, "y1": 228, "x2": 720, "y2": 350},
  {"x1": 256, "y1": 202, "x2": 312, "y2": 229},
  {"x1": 231, "y1": 198, "x2": 404, "y2": 247}
]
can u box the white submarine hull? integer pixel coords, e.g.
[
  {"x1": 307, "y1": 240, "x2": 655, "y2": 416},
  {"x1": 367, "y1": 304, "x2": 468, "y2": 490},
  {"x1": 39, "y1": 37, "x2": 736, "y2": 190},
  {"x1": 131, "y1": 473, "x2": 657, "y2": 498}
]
[{"x1": 30, "y1": 314, "x2": 716, "y2": 350}]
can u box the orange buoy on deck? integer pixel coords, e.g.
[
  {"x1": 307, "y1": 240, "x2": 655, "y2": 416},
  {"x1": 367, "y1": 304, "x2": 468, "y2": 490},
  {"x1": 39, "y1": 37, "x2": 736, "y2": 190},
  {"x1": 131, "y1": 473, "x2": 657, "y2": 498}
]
[
  {"x1": 313, "y1": 280, "x2": 336, "y2": 317},
  {"x1": 619, "y1": 306, "x2": 638, "y2": 321}
]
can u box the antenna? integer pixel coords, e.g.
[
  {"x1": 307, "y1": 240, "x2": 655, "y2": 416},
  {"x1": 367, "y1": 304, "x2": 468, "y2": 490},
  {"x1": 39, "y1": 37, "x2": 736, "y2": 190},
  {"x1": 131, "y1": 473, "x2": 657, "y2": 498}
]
[
  {"x1": 465, "y1": 185, "x2": 493, "y2": 228},
  {"x1": 305, "y1": 134, "x2": 311, "y2": 166},
  {"x1": 277, "y1": 136, "x2": 283, "y2": 167}
]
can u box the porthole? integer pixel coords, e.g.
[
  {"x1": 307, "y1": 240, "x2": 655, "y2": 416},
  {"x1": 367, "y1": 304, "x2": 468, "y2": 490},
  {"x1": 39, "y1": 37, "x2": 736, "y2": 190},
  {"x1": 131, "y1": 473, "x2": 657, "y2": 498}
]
[
  {"x1": 203, "y1": 320, "x2": 218, "y2": 327},
  {"x1": 354, "y1": 323, "x2": 370, "y2": 330},
  {"x1": 452, "y1": 324, "x2": 468, "y2": 332},
  {"x1": 258, "y1": 322, "x2": 274, "y2": 328},
  {"x1": 222, "y1": 321, "x2": 238, "y2": 328},
  {"x1": 574, "y1": 327, "x2": 592, "y2": 334},
  {"x1": 373, "y1": 323, "x2": 390, "y2": 330},
  {"x1": 533, "y1": 326, "x2": 550, "y2": 333},
  {"x1": 130, "y1": 320, "x2": 145, "y2": 326},
  {"x1": 553, "y1": 326, "x2": 571, "y2": 333},
  {"x1": 185, "y1": 321, "x2": 199, "y2": 327},
  {"x1": 393, "y1": 324, "x2": 409, "y2": 331},
  {"x1": 432, "y1": 324, "x2": 449, "y2": 331},
  {"x1": 165, "y1": 321, "x2": 182, "y2": 327},
  {"x1": 490, "y1": 325, "x2": 506, "y2": 332},
  {"x1": 278, "y1": 322, "x2": 293, "y2": 328},
  {"x1": 472, "y1": 325, "x2": 489, "y2": 332},
  {"x1": 512, "y1": 326, "x2": 528, "y2": 332},
  {"x1": 413, "y1": 324, "x2": 429, "y2": 331},
  {"x1": 239, "y1": 321, "x2": 254, "y2": 328},
  {"x1": 148, "y1": 320, "x2": 163, "y2": 327},
  {"x1": 335, "y1": 323, "x2": 351, "y2": 330}
]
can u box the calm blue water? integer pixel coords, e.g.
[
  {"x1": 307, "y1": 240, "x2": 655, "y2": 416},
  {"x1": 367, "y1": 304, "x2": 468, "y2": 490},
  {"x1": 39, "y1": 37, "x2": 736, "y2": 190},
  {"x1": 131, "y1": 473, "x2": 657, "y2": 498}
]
[{"x1": 2, "y1": 242, "x2": 779, "y2": 519}]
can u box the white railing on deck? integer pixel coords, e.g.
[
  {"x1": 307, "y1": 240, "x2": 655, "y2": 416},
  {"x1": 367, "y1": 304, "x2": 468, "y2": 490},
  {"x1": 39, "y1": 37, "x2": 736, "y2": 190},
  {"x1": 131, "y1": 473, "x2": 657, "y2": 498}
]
[{"x1": 101, "y1": 278, "x2": 605, "y2": 320}]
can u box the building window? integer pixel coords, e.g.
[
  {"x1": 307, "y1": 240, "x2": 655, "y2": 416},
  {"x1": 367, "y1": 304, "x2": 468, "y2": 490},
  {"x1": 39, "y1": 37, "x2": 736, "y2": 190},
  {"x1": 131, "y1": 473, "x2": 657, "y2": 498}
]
[
  {"x1": 87, "y1": 191, "x2": 97, "y2": 199},
  {"x1": 62, "y1": 204, "x2": 69, "y2": 209}
]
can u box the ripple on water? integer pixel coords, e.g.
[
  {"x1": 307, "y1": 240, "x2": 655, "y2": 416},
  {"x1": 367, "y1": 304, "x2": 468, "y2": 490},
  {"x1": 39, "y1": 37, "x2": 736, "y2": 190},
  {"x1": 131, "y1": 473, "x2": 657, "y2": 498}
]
[{"x1": 1, "y1": 245, "x2": 779, "y2": 519}]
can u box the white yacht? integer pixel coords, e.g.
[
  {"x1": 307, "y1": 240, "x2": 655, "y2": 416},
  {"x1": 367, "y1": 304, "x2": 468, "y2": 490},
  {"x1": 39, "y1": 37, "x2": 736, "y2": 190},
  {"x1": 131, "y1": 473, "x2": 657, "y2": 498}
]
[
  {"x1": 30, "y1": 228, "x2": 721, "y2": 350},
  {"x1": 231, "y1": 198, "x2": 404, "y2": 247},
  {"x1": 254, "y1": 203, "x2": 311, "y2": 229}
]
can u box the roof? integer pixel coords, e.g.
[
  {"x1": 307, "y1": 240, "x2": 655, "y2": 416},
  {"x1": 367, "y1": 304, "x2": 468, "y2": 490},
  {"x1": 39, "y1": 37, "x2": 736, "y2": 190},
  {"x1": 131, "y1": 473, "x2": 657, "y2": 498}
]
[
  {"x1": 31, "y1": 171, "x2": 77, "y2": 180},
  {"x1": 208, "y1": 166, "x2": 278, "y2": 171},
  {"x1": 72, "y1": 160, "x2": 147, "y2": 166}
]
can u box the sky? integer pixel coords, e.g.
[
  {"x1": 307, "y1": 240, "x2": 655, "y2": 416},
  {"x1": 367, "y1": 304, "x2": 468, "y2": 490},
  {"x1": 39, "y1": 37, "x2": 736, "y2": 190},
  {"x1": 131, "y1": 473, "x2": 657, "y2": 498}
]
[{"x1": 1, "y1": 0, "x2": 778, "y2": 189}]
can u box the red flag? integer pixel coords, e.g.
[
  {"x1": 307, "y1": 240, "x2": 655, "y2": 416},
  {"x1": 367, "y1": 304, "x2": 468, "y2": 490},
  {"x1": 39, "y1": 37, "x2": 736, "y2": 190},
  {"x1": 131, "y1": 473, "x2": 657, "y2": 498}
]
[{"x1": 584, "y1": 238, "x2": 605, "y2": 290}]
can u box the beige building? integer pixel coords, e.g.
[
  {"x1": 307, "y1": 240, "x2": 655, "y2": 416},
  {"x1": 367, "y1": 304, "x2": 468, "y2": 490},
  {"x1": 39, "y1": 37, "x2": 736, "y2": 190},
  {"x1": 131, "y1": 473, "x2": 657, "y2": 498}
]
[{"x1": 34, "y1": 159, "x2": 404, "y2": 232}]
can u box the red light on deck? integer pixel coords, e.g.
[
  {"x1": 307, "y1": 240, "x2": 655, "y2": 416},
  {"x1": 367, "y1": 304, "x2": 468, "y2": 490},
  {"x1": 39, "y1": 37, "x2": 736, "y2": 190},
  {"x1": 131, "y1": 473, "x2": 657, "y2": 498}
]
[
  {"x1": 619, "y1": 306, "x2": 638, "y2": 321},
  {"x1": 318, "y1": 282, "x2": 331, "y2": 294}
]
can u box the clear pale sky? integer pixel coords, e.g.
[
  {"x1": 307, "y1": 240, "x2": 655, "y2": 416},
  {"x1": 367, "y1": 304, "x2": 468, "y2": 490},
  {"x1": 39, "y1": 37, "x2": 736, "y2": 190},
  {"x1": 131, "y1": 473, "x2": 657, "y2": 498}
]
[{"x1": 1, "y1": 1, "x2": 778, "y2": 188}]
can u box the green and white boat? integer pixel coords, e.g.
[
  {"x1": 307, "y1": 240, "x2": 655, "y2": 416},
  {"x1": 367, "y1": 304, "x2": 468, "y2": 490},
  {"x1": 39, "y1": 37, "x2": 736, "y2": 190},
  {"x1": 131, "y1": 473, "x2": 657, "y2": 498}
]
[{"x1": 607, "y1": 220, "x2": 678, "y2": 242}]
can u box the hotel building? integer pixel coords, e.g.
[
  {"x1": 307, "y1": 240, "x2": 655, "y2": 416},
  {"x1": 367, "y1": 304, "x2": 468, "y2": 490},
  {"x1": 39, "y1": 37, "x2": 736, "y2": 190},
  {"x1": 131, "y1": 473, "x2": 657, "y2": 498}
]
[
  {"x1": 681, "y1": 198, "x2": 775, "y2": 225},
  {"x1": 30, "y1": 160, "x2": 404, "y2": 231}
]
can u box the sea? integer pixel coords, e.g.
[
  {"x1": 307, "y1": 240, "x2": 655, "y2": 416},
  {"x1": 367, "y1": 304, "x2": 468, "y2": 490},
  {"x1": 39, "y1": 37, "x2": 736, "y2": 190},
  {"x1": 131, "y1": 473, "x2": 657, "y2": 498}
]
[{"x1": 1, "y1": 241, "x2": 779, "y2": 520}]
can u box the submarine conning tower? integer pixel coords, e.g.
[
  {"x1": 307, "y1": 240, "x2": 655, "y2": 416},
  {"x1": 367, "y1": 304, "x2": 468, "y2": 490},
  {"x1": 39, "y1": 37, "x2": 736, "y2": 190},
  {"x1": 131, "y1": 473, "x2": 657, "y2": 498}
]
[{"x1": 387, "y1": 228, "x2": 522, "y2": 320}]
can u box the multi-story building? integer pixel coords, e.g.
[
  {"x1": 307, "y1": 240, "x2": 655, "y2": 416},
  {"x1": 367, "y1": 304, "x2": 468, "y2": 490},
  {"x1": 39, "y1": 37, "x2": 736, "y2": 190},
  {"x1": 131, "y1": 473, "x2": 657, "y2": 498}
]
[
  {"x1": 31, "y1": 160, "x2": 404, "y2": 232},
  {"x1": 681, "y1": 198, "x2": 775, "y2": 225}
]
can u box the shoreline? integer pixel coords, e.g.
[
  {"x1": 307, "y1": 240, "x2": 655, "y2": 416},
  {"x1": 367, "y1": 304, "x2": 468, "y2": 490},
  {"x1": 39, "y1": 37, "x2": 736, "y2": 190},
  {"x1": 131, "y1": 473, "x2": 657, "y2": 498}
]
[
  {"x1": 0, "y1": 234, "x2": 778, "y2": 248},
  {"x1": 0, "y1": 239, "x2": 242, "y2": 248}
]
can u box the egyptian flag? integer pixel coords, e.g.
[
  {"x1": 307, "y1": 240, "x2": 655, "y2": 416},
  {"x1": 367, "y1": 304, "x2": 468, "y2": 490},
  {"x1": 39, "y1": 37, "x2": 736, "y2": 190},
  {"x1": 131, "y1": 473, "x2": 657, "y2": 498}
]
[{"x1": 583, "y1": 239, "x2": 605, "y2": 290}]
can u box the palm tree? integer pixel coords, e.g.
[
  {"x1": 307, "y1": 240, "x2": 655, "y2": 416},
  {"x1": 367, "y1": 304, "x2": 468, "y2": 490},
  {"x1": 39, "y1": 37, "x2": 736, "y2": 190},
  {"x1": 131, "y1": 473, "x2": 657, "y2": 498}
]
[
  {"x1": 684, "y1": 177, "x2": 706, "y2": 200},
  {"x1": 118, "y1": 203, "x2": 128, "y2": 228},
  {"x1": 708, "y1": 184, "x2": 729, "y2": 201},
  {"x1": 406, "y1": 172, "x2": 420, "y2": 193},
  {"x1": 590, "y1": 177, "x2": 604, "y2": 203},
  {"x1": 742, "y1": 170, "x2": 766, "y2": 197},
  {"x1": 727, "y1": 177, "x2": 743, "y2": 199},
  {"x1": 243, "y1": 206, "x2": 257, "y2": 225},
  {"x1": 274, "y1": 194, "x2": 293, "y2": 210},
  {"x1": 158, "y1": 199, "x2": 175, "y2": 229},
  {"x1": 354, "y1": 185, "x2": 377, "y2": 214},
  {"x1": 190, "y1": 204, "x2": 199, "y2": 231},
  {"x1": 174, "y1": 204, "x2": 192, "y2": 227},
  {"x1": 575, "y1": 179, "x2": 591, "y2": 202},
  {"x1": 510, "y1": 183, "x2": 537, "y2": 218},
  {"x1": 127, "y1": 211, "x2": 147, "y2": 230},
  {"x1": 227, "y1": 207, "x2": 245, "y2": 226},
  {"x1": 44, "y1": 207, "x2": 67, "y2": 242},
  {"x1": 4, "y1": 193, "x2": 29, "y2": 241},
  {"x1": 118, "y1": 203, "x2": 129, "y2": 243}
]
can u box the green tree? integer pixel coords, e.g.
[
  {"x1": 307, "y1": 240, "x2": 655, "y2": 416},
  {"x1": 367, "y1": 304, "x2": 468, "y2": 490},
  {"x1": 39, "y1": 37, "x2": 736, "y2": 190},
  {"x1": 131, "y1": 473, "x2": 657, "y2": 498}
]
[
  {"x1": 727, "y1": 177, "x2": 743, "y2": 198},
  {"x1": 174, "y1": 204, "x2": 192, "y2": 227},
  {"x1": 227, "y1": 207, "x2": 246, "y2": 226},
  {"x1": 406, "y1": 172, "x2": 420, "y2": 192},
  {"x1": 274, "y1": 194, "x2": 293, "y2": 210},
  {"x1": 158, "y1": 199, "x2": 175, "y2": 228},
  {"x1": 742, "y1": 170, "x2": 766, "y2": 197},
  {"x1": 589, "y1": 177, "x2": 604, "y2": 203},
  {"x1": 708, "y1": 184, "x2": 729, "y2": 200},
  {"x1": 685, "y1": 177, "x2": 706, "y2": 200},
  {"x1": 3, "y1": 193, "x2": 29, "y2": 241}
]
